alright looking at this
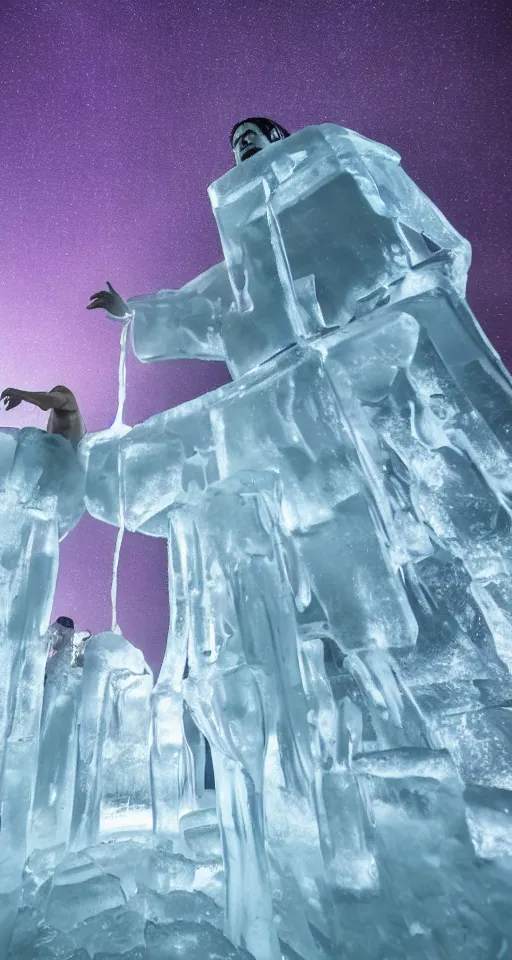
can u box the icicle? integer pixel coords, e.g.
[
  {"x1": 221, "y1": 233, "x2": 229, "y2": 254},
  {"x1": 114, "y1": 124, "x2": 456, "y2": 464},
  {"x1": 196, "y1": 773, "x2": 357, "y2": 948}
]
[
  {"x1": 111, "y1": 523, "x2": 124, "y2": 635},
  {"x1": 113, "y1": 319, "x2": 130, "y2": 432},
  {"x1": 110, "y1": 320, "x2": 131, "y2": 633}
]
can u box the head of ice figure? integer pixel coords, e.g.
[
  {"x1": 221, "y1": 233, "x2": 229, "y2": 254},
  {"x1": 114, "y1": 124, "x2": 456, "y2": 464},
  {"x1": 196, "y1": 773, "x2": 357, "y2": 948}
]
[
  {"x1": 49, "y1": 615, "x2": 75, "y2": 653},
  {"x1": 230, "y1": 117, "x2": 290, "y2": 165}
]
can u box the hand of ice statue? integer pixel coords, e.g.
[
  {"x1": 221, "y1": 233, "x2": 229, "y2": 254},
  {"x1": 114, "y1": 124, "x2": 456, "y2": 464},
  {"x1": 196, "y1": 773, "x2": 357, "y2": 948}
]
[
  {"x1": 87, "y1": 281, "x2": 129, "y2": 318},
  {"x1": 1, "y1": 387, "x2": 23, "y2": 411}
]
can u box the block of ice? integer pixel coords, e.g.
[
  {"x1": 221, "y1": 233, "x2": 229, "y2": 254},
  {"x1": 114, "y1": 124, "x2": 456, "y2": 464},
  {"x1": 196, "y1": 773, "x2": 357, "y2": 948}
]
[
  {"x1": 29, "y1": 651, "x2": 83, "y2": 854},
  {"x1": 4, "y1": 427, "x2": 85, "y2": 539},
  {"x1": 71, "y1": 906, "x2": 145, "y2": 954},
  {"x1": 100, "y1": 669, "x2": 153, "y2": 835},
  {"x1": 192, "y1": 857, "x2": 224, "y2": 907},
  {"x1": 176, "y1": 473, "x2": 329, "y2": 959},
  {"x1": 349, "y1": 763, "x2": 505, "y2": 959},
  {"x1": 129, "y1": 261, "x2": 230, "y2": 364},
  {"x1": 80, "y1": 428, "x2": 127, "y2": 529},
  {"x1": 0, "y1": 430, "x2": 83, "y2": 944},
  {"x1": 135, "y1": 848, "x2": 195, "y2": 895},
  {"x1": 45, "y1": 871, "x2": 126, "y2": 932},
  {"x1": 145, "y1": 918, "x2": 254, "y2": 960},
  {"x1": 149, "y1": 676, "x2": 194, "y2": 839},
  {"x1": 463, "y1": 785, "x2": 512, "y2": 860},
  {"x1": 130, "y1": 888, "x2": 222, "y2": 928},
  {"x1": 70, "y1": 633, "x2": 149, "y2": 851},
  {"x1": 7, "y1": 908, "x2": 76, "y2": 960},
  {"x1": 182, "y1": 822, "x2": 221, "y2": 861},
  {"x1": 87, "y1": 839, "x2": 148, "y2": 899}
]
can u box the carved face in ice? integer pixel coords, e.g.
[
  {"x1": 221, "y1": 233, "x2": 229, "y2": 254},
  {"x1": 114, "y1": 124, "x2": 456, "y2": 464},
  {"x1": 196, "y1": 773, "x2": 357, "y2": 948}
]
[{"x1": 230, "y1": 117, "x2": 290, "y2": 165}]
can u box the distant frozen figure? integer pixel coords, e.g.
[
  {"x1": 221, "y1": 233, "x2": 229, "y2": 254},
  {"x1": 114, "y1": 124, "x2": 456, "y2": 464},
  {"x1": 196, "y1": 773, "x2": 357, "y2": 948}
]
[
  {"x1": 48, "y1": 615, "x2": 75, "y2": 652},
  {"x1": 45, "y1": 616, "x2": 75, "y2": 682},
  {"x1": 1, "y1": 385, "x2": 86, "y2": 448},
  {"x1": 45, "y1": 618, "x2": 92, "y2": 680}
]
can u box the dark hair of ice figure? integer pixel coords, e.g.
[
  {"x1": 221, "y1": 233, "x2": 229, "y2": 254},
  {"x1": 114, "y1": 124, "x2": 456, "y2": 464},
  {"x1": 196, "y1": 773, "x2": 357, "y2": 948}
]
[
  {"x1": 230, "y1": 117, "x2": 291, "y2": 148},
  {"x1": 56, "y1": 616, "x2": 74, "y2": 630}
]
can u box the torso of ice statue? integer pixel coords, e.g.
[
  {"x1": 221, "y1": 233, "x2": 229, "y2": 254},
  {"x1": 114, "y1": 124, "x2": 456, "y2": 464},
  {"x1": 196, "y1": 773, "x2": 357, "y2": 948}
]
[
  {"x1": 125, "y1": 121, "x2": 470, "y2": 379},
  {"x1": 4, "y1": 120, "x2": 512, "y2": 960}
]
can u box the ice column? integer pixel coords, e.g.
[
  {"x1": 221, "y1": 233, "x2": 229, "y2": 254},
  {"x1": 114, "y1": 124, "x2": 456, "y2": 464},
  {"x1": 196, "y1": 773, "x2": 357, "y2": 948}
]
[
  {"x1": 175, "y1": 472, "x2": 324, "y2": 960},
  {"x1": 150, "y1": 519, "x2": 200, "y2": 836},
  {"x1": 70, "y1": 632, "x2": 148, "y2": 850},
  {"x1": 29, "y1": 634, "x2": 83, "y2": 854},
  {"x1": 100, "y1": 667, "x2": 153, "y2": 834},
  {"x1": 0, "y1": 433, "x2": 64, "y2": 945}
]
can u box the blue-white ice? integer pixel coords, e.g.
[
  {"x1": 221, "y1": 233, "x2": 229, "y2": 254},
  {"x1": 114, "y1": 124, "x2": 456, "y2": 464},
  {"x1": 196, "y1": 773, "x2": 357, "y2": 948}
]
[{"x1": 3, "y1": 124, "x2": 512, "y2": 958}]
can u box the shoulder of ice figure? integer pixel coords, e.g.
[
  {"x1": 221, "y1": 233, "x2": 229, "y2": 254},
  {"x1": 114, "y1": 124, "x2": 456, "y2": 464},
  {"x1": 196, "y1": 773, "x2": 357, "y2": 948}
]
[
  {"x1": 180, "y1": 260, "x2": 231, "y2": 297},
  {"x1": 126, "y1": 290, "x2": 176, "y2": 306},
  {"x1": 127, "y1": 261, "x2": 232, "y2": 309},
  {"x1": 314, "y1": 123, "x2": 402, "y2": 164}
]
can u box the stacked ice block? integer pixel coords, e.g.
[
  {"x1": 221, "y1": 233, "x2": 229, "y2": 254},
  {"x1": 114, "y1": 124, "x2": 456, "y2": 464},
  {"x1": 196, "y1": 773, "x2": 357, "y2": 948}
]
[
  {"x1": 0, "y1": 429, "x2": 85, "y2": 949},
  {"x1": 4, "y1": 125, "x2": 512, "y2": 957}
]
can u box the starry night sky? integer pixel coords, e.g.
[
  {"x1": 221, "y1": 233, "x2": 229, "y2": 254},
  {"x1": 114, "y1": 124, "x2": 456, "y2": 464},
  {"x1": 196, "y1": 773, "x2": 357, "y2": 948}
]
[{"x1": 0, "y1": 0, "x2": 510, "y2": 672}]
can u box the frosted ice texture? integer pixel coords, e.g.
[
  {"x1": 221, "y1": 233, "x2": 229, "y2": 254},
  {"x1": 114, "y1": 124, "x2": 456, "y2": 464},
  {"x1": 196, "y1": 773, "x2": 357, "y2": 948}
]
[{"x1": 5, "y1": 124, "x2": 512, "y2": 956}]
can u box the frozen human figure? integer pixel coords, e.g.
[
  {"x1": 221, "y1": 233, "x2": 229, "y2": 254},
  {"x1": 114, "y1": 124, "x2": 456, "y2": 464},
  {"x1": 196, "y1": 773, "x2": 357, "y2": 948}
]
[
  {"x1": 44, "y1": 621, "x2": 91, "y2": 682},
  {"x1": 48, "y1": 616, "x2": 75, "y2": 653},
  {"x1": 45, "y1": 616, "x2": 75, "y2": 682},
  {"x1": 1, "y1": 385, "x2": 86, "y2": 448}
]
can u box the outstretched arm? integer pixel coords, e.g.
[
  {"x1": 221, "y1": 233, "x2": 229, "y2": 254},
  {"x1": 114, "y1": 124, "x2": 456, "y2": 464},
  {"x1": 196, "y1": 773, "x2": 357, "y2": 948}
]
[
  {"x1": 1, "y1": 388, "x2": 72, "y2": 412},
  {"x1": 87, "y1": 268, "x2": 231, "y2": 364}
]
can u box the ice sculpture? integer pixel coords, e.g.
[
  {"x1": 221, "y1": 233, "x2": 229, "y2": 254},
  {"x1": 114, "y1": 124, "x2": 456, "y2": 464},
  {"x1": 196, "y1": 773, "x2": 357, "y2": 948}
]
[{"x1": 4, "y1": 122, "x2": 512, "y2": 958}]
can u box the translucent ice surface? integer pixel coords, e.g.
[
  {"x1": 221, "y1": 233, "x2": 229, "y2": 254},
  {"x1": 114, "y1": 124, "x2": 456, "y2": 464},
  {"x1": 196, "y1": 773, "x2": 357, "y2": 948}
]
[{"x1": 4, "y1": 123, "x2": 512, "y2": 957}]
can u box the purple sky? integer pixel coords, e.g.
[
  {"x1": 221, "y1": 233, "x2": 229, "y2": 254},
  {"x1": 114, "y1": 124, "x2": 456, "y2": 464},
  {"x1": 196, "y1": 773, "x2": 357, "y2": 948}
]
[{"x1": 0, "y1": 0, "x2": 510, "y2": 672}]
